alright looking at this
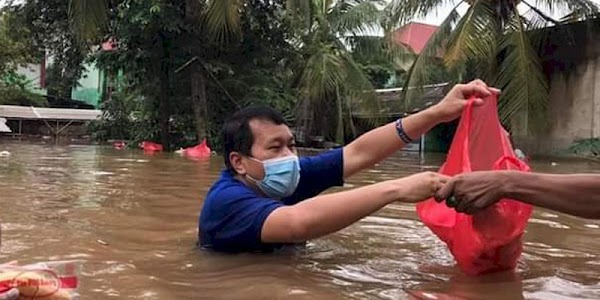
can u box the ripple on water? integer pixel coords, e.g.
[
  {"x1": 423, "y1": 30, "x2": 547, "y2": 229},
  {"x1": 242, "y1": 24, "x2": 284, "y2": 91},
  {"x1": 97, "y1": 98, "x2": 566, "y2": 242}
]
[
  {"x1": 529, "y1": 218, "x2": 571, "y2": 229},
  {"x1": 1, "y1": 144, "x2": 599, "y2": 299},
  {"x1": 524, "y1": 276, "x2": 600, "y2": 299}
]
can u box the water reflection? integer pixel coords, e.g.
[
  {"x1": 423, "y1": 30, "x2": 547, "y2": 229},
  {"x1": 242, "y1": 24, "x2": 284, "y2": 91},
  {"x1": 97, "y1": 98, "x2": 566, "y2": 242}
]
[{"x1": 0, "y1": 142, "x2": 598, "y2": 299}]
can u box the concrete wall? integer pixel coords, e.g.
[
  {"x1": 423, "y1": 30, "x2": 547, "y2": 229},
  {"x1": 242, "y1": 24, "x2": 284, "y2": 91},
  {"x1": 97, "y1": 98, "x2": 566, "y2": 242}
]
[
  {"x1": 513, "y1": 28, "x2": 600, "y2": 155},
  {"x1": 16, "y1": 64, "x2": 47, "y2": 95},
  {"x1": 71, "y1": 62, "x2": 103, "y2": 108}
]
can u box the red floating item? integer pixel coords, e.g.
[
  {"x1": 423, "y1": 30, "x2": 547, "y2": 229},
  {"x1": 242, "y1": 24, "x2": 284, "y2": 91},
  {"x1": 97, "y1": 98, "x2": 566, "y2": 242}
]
[
  {"x1": 417, "y1": 94, "x2": 533, "y2": 276},
  {"x1": 182, "y1": 139, "x2": 211, "y2": 159},
  {"x1": 140, "y1": 141, "x2": 163, "y2": 152}
]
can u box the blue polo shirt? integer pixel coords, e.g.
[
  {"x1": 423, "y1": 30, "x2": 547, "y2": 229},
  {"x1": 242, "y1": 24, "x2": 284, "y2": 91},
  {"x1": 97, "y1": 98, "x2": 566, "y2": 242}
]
[{"x1": 199, "y1": 148, "x2": 344, "y2": 252}]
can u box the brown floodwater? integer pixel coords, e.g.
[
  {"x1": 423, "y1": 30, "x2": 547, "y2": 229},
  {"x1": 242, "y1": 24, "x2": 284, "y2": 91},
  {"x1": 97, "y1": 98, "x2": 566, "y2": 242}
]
[{"x1": 0, "y1": 142, "x2": 598, "y2": 299}]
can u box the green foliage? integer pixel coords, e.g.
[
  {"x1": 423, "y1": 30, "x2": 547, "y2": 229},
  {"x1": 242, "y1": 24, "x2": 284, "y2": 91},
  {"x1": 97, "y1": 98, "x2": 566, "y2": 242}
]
[
  {"x1": 358, "y1": 63, "x2": 395, "y2": 88},
  {"x1": 68, "y1": 0, "x2": 109, "y2": 44},
  {"x1": 569, "y1": 138, "x2": 600, "y2": 157},
  {"x1": 350, "y1": 35, "x2": 404, "y2": 88},
  {"x1": 0, "y1": 73, "x2": 47, "y2": 106},
  {"x1": 0, "y1": 7, "x2": 36, "y2": 78},
  {"x1": 198, "y1": 0, "x2": 299, "y2": 150},
  {"x1": 289, "y1": 0, "x2": 407, "y2": 144},
  {"x1": 497, "y1": 12, "x2": 549, "y2": 130},
  {"x1": 388, "y1": 0, "x2": 600, "y2": 132},
  {"x1": 78, "y1": 0, "x2": 598, "y2": 150},
  {"x1": 0, "y1": 6, "x2": 46, "y2": 107},
  {"x1": 87, "y1": 0, "x2": 298, "y2": 151},
  {"x1": 7, "y1": 0, "x2": 89, "y2": 99},
  {"x1": 88, "y1": 89, "x2": 162, "y2": 146}
]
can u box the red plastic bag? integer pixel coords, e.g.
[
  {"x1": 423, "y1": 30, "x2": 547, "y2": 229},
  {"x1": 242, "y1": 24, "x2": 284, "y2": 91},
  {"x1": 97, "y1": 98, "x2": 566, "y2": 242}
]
[
  {"x1": 182, "y1": 139, "x2": 211, "y2": 159},
  {"x1": 140, "y1": 141, "x2": 163, "y2": 152},
  {"x1": 416, "y1": 94, "x2": 533, "y2": 276}
]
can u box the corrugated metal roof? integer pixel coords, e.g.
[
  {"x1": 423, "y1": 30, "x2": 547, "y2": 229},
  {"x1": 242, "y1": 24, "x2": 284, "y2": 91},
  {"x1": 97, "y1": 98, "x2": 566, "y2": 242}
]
[
  {"x1": 0, "y1": 105, "x2": 101, "y2": 121},
  {"x1": 0, "y1": 117, "x2": 11, "y2": 133}
]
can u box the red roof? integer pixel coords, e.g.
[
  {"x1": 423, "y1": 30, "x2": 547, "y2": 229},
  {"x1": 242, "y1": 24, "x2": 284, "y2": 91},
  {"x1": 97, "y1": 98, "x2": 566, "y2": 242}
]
[{"x1": 392, "y1": 22, "x2": 438, "y2": 54}]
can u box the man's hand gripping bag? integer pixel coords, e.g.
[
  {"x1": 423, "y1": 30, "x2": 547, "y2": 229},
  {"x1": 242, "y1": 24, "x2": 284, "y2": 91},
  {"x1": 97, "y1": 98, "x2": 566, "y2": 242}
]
[{"x1": 416, "y1": 94, "x2": 533, "y2": 276}]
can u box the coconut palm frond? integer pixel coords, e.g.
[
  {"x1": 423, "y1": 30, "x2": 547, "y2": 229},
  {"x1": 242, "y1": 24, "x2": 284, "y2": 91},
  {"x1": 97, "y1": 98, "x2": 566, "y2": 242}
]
[
  {"x1": 521, "y1": 0, "x2": 561, "y2": 25},
  {"x1": 385, "y1": 0, "x2": 458, "y2": 28},
  {"x1": 534, "y1": 0, "x2": 599, "y2": 21},
  {"x1": 203, "y1": 0, "x2": 243, "y2": 43},
  {"x1": 299, "y1": 46, "x2": 346, "y2": 102},
  {"x1": 401, "y1": 7, "x2": 461, "y2": 105},
  {"x1": 346, "y1": 35, "x2": 414, "y2": 67},
  {"x1": 340, "y1": 51, "x2": 383, "y2": 127},
  {"x1": 69, "y1": 0, "x2": 109, "y2": 42},
  {"x1": 496, "y1": 12, "x2": 548, "y2": 131},
  {"x1": 525, "y1": 7, "x2": 572, "y2": 52},
  {"x1": 383, "y1": 33, "x2": 417, "y2": 68},
  {"x1": 295, "y1": 44, "x2": 347, "y2": 141},
  {"x1": 444, "y1": 0, "x2": 498, "y2": 71},
  {"x1": 329, "y1": 0, "x2": 382, "y2": 35}
]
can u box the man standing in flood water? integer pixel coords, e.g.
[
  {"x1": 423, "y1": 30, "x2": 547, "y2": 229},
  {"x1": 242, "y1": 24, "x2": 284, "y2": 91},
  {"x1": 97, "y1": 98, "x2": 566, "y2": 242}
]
[{"x1": 198, "y1": 80, "x2": 499, "y2": 253}]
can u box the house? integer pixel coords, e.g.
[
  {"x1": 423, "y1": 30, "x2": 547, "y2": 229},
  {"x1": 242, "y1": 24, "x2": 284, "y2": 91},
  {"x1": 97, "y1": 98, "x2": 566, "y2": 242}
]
[
  {"x1": 2, "y1": 43, "x2": 113, "y2": 138},
  {"x1": 14, "y1": 51, "x2": 109, "y2": 109},
  {"x1": 392, "y1": 22, "x2": 439, "y2": 55},
  {"x1": 390, "y1": 22, "x2": 441, "y2": 75}
]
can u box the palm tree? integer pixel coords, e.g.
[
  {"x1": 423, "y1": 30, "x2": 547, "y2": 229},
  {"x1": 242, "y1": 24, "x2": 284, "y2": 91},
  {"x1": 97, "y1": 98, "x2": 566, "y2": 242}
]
[
  {"x1": 287, "y1": 0, "x2": 410, "y2": 144},
  {"x1": 70, "y1": 0, "x2": 408, "y2": 145},
  {"x1": 386, "y1": 0, "x2": 599, "y2": 132},
  {"x1": 69, "y1": 0, "x2": 243, "y2": 44}
]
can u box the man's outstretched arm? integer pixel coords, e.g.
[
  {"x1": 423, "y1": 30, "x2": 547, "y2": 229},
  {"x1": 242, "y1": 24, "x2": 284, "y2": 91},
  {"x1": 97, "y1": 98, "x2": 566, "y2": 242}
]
[
  {"x1": 262, "y1": 172, "x2": 448, "y2": 243},
  {"x1": 436, "y1": 171, "x2": 600, "y2": 219},
  {"x1": 342, "y1": 80, "x2": 499, "y2": 179}
]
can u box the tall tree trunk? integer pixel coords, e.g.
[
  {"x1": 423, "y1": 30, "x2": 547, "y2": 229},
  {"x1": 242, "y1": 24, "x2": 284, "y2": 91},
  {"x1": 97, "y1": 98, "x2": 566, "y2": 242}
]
[
  {"x1": 159, "y1": 33, "x2": 171, "y2": 150},
  {"x1": 191, "y1": 64, "x2": 208, "y2": 142},
  {"x1": 185, "y1": 0, "x2": 209, "y2": 143},
  {"x1": 335, "y1": 85, "x2": 344, "y2": 145}
]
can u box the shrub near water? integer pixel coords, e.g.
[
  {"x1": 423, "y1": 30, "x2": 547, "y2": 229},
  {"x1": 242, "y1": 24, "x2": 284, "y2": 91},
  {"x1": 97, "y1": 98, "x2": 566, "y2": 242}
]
[{"x1": 570, "y1": 138, "x2": 600, "y2": 157}]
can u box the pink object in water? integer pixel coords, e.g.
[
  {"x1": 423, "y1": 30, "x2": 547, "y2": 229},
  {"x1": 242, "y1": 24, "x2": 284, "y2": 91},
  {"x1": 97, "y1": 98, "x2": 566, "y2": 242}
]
[
  {"x1": 113, "y1": 141, "x2": 126, "y2": 150},
  {"x1": 182, "y1": 139, "x2": 211, "y2": 159},
  {"x1": 102, "y1": 38, "x2": 117, "y2": 51},
  {"x1": 140, "y1": 141, "x2": 163, "y2": 152}
]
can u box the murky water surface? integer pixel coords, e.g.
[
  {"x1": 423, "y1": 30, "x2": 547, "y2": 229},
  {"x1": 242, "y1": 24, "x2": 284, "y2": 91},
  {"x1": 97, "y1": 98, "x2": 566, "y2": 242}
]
[{"x1": 0, "y1": 142, "x2": 598, "y2": 299}]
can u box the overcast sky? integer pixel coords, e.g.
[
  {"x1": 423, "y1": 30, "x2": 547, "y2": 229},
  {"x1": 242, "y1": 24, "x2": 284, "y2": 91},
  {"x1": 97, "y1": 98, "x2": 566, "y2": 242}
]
[{"x1": 414, "y1": 0, "x2": 600, "y2": 25}]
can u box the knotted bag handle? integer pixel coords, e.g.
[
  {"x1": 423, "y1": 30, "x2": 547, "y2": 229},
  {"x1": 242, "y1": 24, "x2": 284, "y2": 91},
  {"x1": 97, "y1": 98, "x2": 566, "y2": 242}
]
[{"x1": 493, "y1": 155, "x2": 530, "y2": 172}]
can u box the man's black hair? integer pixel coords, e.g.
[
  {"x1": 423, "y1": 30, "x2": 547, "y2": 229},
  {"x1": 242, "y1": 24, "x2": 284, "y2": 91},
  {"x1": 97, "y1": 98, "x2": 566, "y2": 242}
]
[{"x1": 222, "y1": 105, "x2": 287, "y2": 171}]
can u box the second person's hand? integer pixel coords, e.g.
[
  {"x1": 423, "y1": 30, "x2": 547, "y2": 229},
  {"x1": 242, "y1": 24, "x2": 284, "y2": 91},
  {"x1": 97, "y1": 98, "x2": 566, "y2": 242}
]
[{"x1": 434, "y1": 171, "x2": 512, "y2": 214}]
